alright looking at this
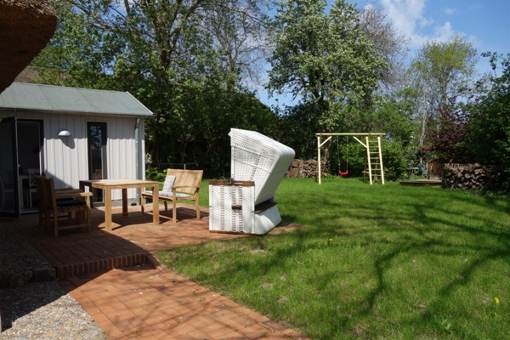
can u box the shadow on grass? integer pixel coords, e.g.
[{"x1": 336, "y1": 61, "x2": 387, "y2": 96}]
[{"x1": 164, "y1": 180, "x2": 510, "y2": 338}]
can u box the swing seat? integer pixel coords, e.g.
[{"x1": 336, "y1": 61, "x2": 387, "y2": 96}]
[{"x1": 339, "y1": 170, "x2": 349, "y2": 177}]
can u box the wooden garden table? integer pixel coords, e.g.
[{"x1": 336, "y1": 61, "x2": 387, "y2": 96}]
[{"x1": 80, "y1": 179, "x2": 159, "y2": 230}]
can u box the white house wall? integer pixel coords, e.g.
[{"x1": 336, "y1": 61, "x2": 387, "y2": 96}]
[{"x1": 15, "y1": 111, "x2": 142, "y2": 200}]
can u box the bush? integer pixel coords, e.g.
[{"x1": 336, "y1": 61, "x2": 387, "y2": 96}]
[
  {"x1": 382, "y1": 140, "x2": 409, "y2": 180},
  {"x1": 465, "y1": 53, "x2": 510, "y2": 190},
  {"x1": 327, "y1": 139, "x2": 408, "y2": 180},
  {"x1": 145, "y1": 167, "x2": 166, "y2": 182},
  {"x1": 146, "y1": 87, "x2": 279, "y2": 178},
  {"x1": 329, "y1": 142, "x2": 366, "y2": 177}
]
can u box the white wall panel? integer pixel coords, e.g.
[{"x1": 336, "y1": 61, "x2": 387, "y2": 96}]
[{"x1": 16, "y1": 111, "x2": 142, "y2": 200}]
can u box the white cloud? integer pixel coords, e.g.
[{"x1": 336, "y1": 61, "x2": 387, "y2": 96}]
[
  {"x1": 364, "y1": 3, "x2": 375, "y2": 11},
  {"x1": 434, "y1": 21, "x2": 455, "y2": 42},
  {"x1": 444, "y1": 7, "x2": 456, "y2": 16},
  {"x1": 380, "y1": 0, "x2": 425, "y2": 44},
  {"x1": 379, "y1": 0, "x2": 462, "y2": 47},
  {"x1": 419, "y1": 17, "x2": 434, "y2": 28}
]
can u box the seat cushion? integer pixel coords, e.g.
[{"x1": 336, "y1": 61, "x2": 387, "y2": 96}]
[
  {"x1": 173, "y1": 192, "x2": 192, "y2": 199},
  {"x1": 143, "y1": 190, "x2": 174, "y2": 197},
  {"x1": 143, "y1": 191, "x2": 192, "y2": 199},
  {"x1": 161, "y1": 175, "x2": 176, "y2": 195}
]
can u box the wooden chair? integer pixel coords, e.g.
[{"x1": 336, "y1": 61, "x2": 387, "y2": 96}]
[
  {"x1": 36, "y1": 176, "x2": 92, "y2": 237},
  {"x1": 141, "y1": 169, "x2": 203, "y2": 224}
]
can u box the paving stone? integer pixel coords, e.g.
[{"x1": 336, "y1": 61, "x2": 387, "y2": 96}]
[
  {"x1": 65, "y1": 267, "x2": 306, "y2": 339},
  {"x1": 3, "y1": 206, "x2": 305, "y2": 339}
]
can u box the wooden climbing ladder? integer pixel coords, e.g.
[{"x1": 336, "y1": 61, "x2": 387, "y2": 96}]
[
  {"x1": 316, "y1": 132, "x2": 385, "y2": 185},
  {"x1": 360, "y1": 135, "x2": 385, "y2": 185}
]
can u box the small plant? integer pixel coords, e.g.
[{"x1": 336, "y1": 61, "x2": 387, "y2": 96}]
[{"x1": 145, "y1": 167, "x2": 166, "y2": 182}]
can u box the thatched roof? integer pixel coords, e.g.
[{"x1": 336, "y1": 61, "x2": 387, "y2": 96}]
[{"x1": 0, "y1": 0, "x2": 57, "y2": 93}]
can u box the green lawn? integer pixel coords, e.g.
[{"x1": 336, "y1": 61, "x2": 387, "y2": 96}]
[{"x1": 158, "y1": 178, "x2": 510, "y2": 339}]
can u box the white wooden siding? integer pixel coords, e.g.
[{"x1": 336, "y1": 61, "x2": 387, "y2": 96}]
[{"x1": 15, "y1": 111, "x2": 142, "y2": 200}]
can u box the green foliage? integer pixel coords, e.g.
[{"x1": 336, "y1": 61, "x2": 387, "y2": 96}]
[
  {"x1": 269, "y1": 0, "x2": 388, "y2": 130},
  {"x1": 34, "y1": 2, "x2": 116, "y2": 88},
  {"x1": 412, "y1": 37, "x2": 476, "y2": 104},
  {"x1": 149, "y1": 87, "x2": 278, "y2": 177},
  {"x1": 277, "y1": 102, "x2": 322, "y2": 158},
  {"x1": 327, "y1": 140, "x2": 362, "y2": 176},
  {"x1": 279, "y1": 88, "x2": 416, "y2": 179},
  {"x1": 268, "y1": 0, "x2": 416, "y2": 180},
  {"x1": 371, "y1": 88, "x2": 417, "y2": 146},
  {"x1": 33, "y1": 0, "x2": 273, "y2": 177},
  {"x1": 382, "y1": 140, "x2": 409, "y2": 180},
  {"x1": 32, "y1": 1, "x2": 507, "y2": 188},
  {"x1": 466, "y1": 53, "x2": 510, "y2": 188},
  {"x1": 159, "y1": 178, "x2": 510, "y2": 338},
  {"x1": 410, "y1": 38, "x2": 477, "y2": 148},
  {"x1": 145, "y1": 167, "x2": 167, "y2": 182},
  {"x1": 329, "y1": 139, "x2": 408, "y2": 180}
]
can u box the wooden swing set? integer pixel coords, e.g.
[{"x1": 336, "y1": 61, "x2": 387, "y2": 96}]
[{"x1": 316, "y1": 132, "x2": 386, "y2": 185}]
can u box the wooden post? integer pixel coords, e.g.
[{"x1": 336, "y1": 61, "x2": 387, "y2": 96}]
[
  {"x1": 122, "y1": 188, "x2": 128, "y2": 216},
  {"x1": 317, "y1": 135, "x2": 322, "y2": 184},
  {"x1": 377, "y1": 136, "x2": 385, "y2": 185},
  {"x1": 104, "y1": 187, "x2": 112, "y2": 230},
  {"x1": 172, "y1": 198, "x2": 177, "y2": 224},
  {"x1": 152, "y1": 184, "x2": 159, "y2": 225},
  {"x1": 140, "y1": 186, "x2": 145, "y2": 213},
  {"x1": 366, "y1": 136, "x2": 373, "y2": 185}
]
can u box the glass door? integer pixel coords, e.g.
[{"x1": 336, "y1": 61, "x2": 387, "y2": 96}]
[
  {"x1": 17, "y1": 120, "x2": 43, "y2": 213},
  {"x1": 87, "y1": 122, "x2": 107, "y2": 202},
  {"x1": 0, "y1": 117, "x2": 19, "y2": 216}
]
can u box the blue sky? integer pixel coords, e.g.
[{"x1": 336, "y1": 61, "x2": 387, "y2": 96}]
[{"x1": 255, "y1": 0, "x2": 510, "y2": 108}]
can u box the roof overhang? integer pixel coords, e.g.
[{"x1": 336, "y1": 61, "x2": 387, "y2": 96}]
[{"x1": 0, "y1": 83, "x2": 154, "y2": 118}]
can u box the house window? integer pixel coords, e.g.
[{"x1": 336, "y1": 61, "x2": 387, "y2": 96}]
[{"x1": 87, "y1": 122, "x2": 107, "y2": 202}]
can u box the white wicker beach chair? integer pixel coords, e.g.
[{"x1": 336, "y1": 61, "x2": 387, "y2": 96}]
[{"x1": 209, "y1": 128, "x2": 295, "y2": 234}]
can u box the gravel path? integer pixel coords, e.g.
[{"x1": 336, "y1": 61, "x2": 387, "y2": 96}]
[
  {"x1": 0, "y1": 223, "x2": 55, "y2": 288},
  {"x1": 0, "y1": 280, "x2": 105, "y2": 339}
]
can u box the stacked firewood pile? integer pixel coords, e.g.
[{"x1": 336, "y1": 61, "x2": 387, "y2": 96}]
[
  {"x1": 288, "y1": 159, "x2": 326, "y2": 178},
  {"x1": 442, "y1": 163, "x2": 488, "y2": 190}
]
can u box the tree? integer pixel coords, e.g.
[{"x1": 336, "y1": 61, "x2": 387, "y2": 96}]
[
  {"x1": 268, "y1": 0, "x2": 388, "y2": 125},
  {"x1": 410, "y1": 37, "x2": 476, "y2": 147},
  {"x1": 205, "y1": 0, "x2": 271, "y2": 90},
  {"x1": 466, "y1": 53, "x2": 510, "y2": 189},
  {"x1": 268, "y1": 0, "x2": 389, "y2": 172},
  {"x1": 359, "y1": 5, "x2": 405, "y2": 88},
  {"x1": 33, "y1": 0, "x2": 276, "y2": 176},
  {"x1": 429, "y1": 101, "x2": 468, "y2": 162}
]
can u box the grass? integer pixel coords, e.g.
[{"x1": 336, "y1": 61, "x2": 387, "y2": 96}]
[{"x1": 158, "y1": 177, "x2": 510, "y2": 339}]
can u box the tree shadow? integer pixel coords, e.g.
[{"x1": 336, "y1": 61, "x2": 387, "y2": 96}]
[
  {"x1": 0, "y1": 205, "x2": 214, "y2": 333},
  {"x1": 171, "y1": 181, "x2": 510, "y2": 338}
]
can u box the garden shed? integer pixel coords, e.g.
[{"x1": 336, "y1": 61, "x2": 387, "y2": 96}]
[{"x1": 0, "y1": 82, "x2": 153, "y2": 216}]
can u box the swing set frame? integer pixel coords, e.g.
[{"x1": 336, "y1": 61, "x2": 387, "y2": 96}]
[{"x1": 316, "y1": 132, "x2": 386, "y2": 185}]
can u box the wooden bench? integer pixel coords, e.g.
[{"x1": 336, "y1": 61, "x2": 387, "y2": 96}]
[{"x1": 141, "y1": 169, "x2": 203, "y2": 224}]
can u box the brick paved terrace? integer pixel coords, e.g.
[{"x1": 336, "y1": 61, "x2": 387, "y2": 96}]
[
  {"x1": 62, "y1": 267, "x2": 305, "y2": 339},
  {"x1": 14, "y1": 205, "x2": 248, "y2": 279},
  {"x1": 3, "y1": 204, "x2": 305, "y2": 339}
]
